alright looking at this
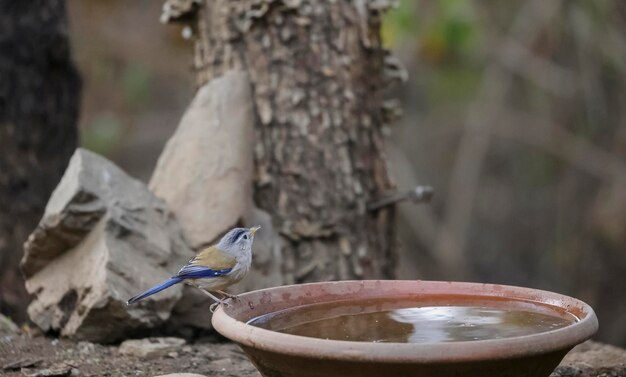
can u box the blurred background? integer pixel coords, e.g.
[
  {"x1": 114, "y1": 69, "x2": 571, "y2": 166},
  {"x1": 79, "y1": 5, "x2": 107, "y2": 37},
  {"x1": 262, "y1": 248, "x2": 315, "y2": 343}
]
[{"x1": 65, "y1": 0, "x2": 625, "y2": 346}]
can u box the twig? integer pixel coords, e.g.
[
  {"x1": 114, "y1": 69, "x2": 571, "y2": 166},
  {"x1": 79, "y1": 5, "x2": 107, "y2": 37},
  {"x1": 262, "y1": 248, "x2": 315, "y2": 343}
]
[
  {"x1": 385, "y1": 145, "x2": 443, "y2": 269},
  {"x1": 495, "y1": 111, "x2": 626, "y2": 181},
  {"x1": 498, "y1": 41, "x2": 578, "y2": 97},
  {"x1": 368, "y1": 185, "x2": 434, "y2": 211}
]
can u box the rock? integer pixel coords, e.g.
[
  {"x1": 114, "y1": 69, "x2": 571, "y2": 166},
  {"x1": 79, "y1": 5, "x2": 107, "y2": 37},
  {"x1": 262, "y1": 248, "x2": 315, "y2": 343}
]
[
  {"x1": 552, "y1": 341, "x2": 626, "y2": 377},
  {"x1": 0, "y1": 314, "x2": 19, "y2": 334},
  {"x1": 154, "y1": 374, "x2": 207, "y2": 377},
  {"x1": 2, "y1": 357, "x2": 43, "y2": 371},
  {"x1": 118, "y1": 337, "x2": 186, "y2": 358},
  {"x1": 22, "y1": 149, "x2": 194, "y2": 343},
  {"x1": 149, "y1": 71, "x2": 255, "y2": 250},
  {"x1": 75, "y1": 341, "x2": 96, "y2": 355},
  {"x1": 24, "y1": 363, "x2": 77, "y2": 377}
]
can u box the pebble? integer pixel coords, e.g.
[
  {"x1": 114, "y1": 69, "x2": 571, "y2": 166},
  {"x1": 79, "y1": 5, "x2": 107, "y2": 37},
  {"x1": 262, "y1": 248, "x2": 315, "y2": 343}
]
[
  {"x1": 118, "y1": 337, "x2": 186, "y2": 358},
  {"x1": 24, "y1": 363, "x2": 79, "y2": 377},
  {"x1": 2, "y1": 357, "x2": 43, "y2": 371},
  {"x1": 76, "y1": 341, "x2": 96, "y2": 355}
]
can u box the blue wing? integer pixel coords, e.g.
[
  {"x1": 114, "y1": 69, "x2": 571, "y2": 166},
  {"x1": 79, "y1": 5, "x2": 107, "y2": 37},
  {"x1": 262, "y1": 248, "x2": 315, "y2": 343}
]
[{"x1": 176, "y1": 264, "x2": 232, "y2": 279}]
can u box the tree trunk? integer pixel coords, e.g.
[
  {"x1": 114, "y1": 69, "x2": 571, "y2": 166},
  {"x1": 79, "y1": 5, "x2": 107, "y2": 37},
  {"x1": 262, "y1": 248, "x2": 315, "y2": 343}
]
[
  {"x1": 185, "y1": 0, "x2": 398, "y2": 284},
  {"x1": 0, "y1": 0, "x2": 80, "y2": 323}
]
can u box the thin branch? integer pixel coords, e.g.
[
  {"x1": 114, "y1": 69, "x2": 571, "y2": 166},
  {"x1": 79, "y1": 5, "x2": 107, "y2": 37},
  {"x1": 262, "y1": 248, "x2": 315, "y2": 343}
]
[
  {"x1": 495, "y1": 112, "x2": 626, "y2": 182},
  {"x1": 433, "y1": 0, "x2": 564, "y2": 280},
  {"x1": 385, "y1": 145, "x2": 442, "y2": 268},
  {"x1": 498, "y1": 41, "x2": 578, "y2": 97}
]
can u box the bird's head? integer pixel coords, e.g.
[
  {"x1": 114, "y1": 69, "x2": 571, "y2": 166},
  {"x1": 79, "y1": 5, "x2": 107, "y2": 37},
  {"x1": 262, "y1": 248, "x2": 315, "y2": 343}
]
[{"x1": 216, "y1": 226, "x2": 260, "y2": 255}]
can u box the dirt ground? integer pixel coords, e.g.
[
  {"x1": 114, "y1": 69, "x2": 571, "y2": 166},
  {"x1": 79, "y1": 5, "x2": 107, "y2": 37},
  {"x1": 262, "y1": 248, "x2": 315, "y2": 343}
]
[
  {"x1": 1, "y1": 326, "x2": 625, "y2": 377},
  {"x1": 0, "y1": 329, "x2": 260, "y2": 377}
]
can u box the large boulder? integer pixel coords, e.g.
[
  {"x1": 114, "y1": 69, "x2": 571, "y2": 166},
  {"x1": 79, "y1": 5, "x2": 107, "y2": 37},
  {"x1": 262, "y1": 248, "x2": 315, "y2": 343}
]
[
  {"x1": 149, "y1": 71, "x2": 255, "y2": 250},
  {"x1": 22, "y1": 149, "x2": 194, "y2": 343}
]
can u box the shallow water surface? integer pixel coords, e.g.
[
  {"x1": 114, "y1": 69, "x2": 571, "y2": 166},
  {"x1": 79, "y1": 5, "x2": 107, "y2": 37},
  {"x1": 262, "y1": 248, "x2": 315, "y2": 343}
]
[{"x1": 247, "y1": 298, "x2": 576, "y2": 343}]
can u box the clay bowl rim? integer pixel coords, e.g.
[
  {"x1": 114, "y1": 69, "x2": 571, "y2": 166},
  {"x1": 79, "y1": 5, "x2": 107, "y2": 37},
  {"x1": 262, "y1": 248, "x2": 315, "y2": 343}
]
[{"x1": 212, "y1": 280, "x2": 598, "y2": 363}]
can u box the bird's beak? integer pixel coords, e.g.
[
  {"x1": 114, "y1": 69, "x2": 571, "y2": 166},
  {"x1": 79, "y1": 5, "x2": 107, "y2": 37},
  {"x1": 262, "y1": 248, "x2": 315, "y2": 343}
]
[{"x1": 250, "y1": 226, "x2": 261, "y2": 236}]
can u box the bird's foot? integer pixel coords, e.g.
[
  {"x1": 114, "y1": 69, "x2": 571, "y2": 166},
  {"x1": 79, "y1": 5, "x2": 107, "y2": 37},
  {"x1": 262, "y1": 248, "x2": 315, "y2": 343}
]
[
  {"x1": 209, "y1": 300, "x2": 230, "y2": 313},
  {"x1": 198, "y1": 289, "x2": 231, "y2": 312}
]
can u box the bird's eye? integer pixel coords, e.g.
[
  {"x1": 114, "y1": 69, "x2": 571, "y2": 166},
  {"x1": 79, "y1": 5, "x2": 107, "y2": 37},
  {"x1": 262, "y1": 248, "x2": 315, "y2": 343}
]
[{"x1": 243, "y1": 234, "x2": 248, "y2": 240}]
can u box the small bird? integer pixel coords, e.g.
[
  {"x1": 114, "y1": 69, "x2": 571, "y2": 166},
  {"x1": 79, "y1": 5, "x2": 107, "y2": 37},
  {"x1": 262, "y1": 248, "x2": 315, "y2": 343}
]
[{"x1": 127, "y1": 226, "x2": 260, "y2": 311}]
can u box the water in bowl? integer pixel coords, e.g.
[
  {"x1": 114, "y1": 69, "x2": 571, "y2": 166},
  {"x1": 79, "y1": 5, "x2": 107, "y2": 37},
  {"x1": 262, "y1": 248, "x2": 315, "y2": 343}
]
[{"x1": 247, "y1": 297, "x2": 576, "y2": 343}]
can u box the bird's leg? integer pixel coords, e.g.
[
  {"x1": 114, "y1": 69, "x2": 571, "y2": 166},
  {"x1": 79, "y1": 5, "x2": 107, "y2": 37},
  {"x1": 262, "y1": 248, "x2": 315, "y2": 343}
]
[
  {"x1": 198, "y1": 289, "x2": 229, "y2": 312},
  {"x1": 200, "y1": 289, "x2": 225, "y2": 303},
  {"x1": 216, "y1": 290, "x2": 238, "y2": 299}
]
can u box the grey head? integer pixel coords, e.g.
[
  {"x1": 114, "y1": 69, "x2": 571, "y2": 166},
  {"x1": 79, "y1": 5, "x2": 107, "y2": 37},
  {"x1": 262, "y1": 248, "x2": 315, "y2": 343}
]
[{"x1": 216, "y1": 226, "x2": 260, "y2": 256}]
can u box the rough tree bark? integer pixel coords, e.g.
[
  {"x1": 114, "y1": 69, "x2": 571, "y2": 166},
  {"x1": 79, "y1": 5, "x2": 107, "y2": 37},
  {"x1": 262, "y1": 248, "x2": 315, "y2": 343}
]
[
  {"x1": 0, "y1": 0, "x2": 80, "y2": 323},
  {"x1": 168, "y1": 0, "x2": 401, "y2": 285}
]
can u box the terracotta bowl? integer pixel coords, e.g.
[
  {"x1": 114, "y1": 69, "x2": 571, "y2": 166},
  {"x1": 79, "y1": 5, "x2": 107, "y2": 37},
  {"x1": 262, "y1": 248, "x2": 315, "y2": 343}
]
[{"x1": 212, "y1": 280, "x2": 598, "y2": 377}]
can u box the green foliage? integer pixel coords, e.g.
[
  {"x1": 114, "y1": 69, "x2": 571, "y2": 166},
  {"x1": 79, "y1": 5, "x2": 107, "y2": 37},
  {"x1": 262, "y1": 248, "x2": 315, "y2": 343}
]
[
  {"x1": 384, "y1": 0, "x2": 478, "y2": 62},
  {"x1": 79, "y1": 63, "x2": 152, "y2": 156},
  {"x1": 122, "y1": 63, "x2": 152, "y2": 110},
  {"x1": 382, "y1": 0, "x2": 417, "y2": 48},
  {"x1": 80, "y1": 112, "x2": 123, "y2": 156},
  {"x1": 436, "y1": 0, "x2": 477, "y2": 59},
  {"x1": 384, "y1": 0, "x2": 482, "y2": 106}
]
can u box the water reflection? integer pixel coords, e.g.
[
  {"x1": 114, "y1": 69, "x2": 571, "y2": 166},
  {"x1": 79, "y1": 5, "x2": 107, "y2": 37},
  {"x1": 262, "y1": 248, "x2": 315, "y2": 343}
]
[
  {"x1": 388, "y1": 306, "x2": 567, "y2": 342},
  {"x1": 249, "y1": 299, "x2": 575, "y2": 343}
]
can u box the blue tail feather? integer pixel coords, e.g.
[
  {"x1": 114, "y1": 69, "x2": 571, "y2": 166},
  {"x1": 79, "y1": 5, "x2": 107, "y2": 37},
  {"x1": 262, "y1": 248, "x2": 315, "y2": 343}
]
[{"x1": 126, "y1": 276, "x2": 183, "y2": 305}]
